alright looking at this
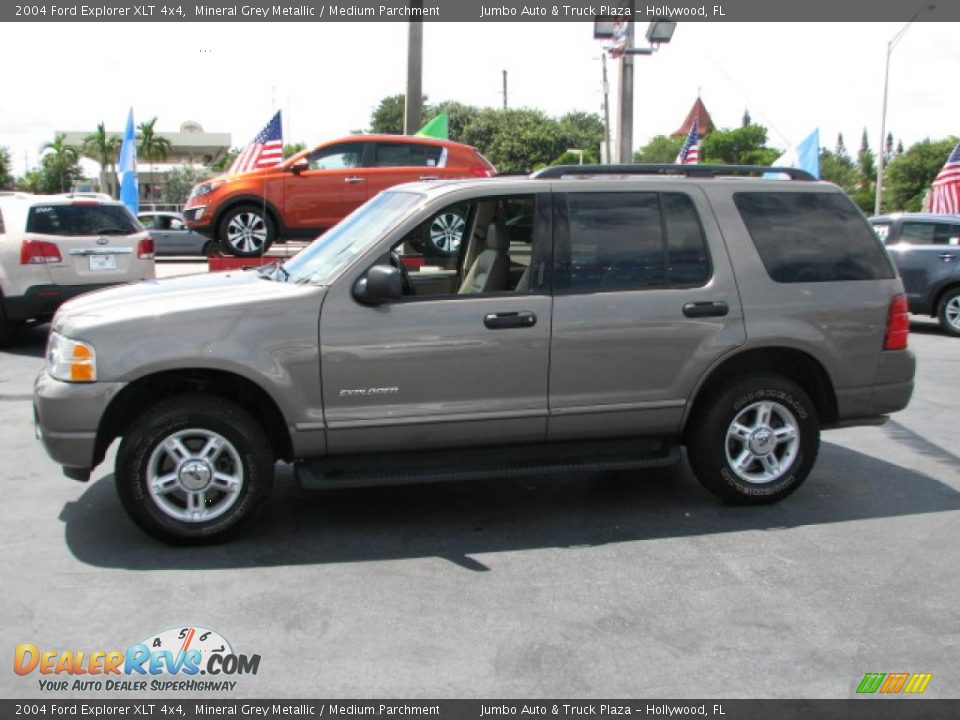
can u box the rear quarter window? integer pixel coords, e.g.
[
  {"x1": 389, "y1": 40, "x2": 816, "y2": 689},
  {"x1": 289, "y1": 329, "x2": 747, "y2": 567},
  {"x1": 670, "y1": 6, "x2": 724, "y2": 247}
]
[{"x1": 734, "y1": 192, "x2": 894, "y2": 283}]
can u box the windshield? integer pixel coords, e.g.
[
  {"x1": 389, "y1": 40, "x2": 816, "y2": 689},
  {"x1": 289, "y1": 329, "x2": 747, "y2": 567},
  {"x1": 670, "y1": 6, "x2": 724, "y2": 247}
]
[{"x1": 283, "y1": 191, "x2": 424, "y2": 285}]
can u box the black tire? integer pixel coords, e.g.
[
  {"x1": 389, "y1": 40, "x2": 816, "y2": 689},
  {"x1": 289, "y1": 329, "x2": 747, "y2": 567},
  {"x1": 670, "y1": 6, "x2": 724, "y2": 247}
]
[
  {"x1": 0, "y1": 300, "x2": 11, "y2": 349},
  {"x1": 115, "y1": 394, "x2": 274, "y2": 545},
  {"x1": 686, "y1": 374, "x2": 819, "y2": 504},
  {"x1": 217, "y1": 204, "x2": 276, "y2": 258},
  {"x1": 936, "y1": 286, "x2": 960, "y2": 337}
]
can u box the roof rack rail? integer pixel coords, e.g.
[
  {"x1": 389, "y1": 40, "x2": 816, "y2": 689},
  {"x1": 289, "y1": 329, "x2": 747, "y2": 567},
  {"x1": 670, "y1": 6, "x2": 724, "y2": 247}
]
[{"x1": 530, "y1": 164, "x2": 816, "y2": 181}]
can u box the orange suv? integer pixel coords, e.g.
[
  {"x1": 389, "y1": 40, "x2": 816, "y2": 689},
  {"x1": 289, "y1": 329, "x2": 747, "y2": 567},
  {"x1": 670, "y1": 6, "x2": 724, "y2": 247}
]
[{"x1": 183, "y1": 134, "x2": 496, "y2": 257}]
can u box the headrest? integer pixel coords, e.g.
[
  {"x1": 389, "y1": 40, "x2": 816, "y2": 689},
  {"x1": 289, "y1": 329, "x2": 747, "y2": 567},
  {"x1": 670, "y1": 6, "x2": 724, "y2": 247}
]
[{"x1": 486, "y1": 223, "x2": 510, "y2": 251}]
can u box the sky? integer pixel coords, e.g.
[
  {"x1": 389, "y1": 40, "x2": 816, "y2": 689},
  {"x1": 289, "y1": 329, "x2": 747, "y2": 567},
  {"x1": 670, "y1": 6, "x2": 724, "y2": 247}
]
[{"x1": 3, "y1": 21, "x2": 959, "y2": 177}]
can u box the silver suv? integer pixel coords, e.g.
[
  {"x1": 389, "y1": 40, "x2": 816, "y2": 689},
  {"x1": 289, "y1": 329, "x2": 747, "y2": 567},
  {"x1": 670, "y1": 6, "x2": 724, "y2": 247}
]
[{"x1": 33, "y1": 165, "x2": 916, "y2": 544}]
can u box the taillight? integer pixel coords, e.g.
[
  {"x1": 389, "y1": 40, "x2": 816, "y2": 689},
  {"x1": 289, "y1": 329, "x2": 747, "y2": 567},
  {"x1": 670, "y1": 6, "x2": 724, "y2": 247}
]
[
  {"x1": 469, "y1": 167, "x2": 496, "y2": 177},
  {"x1": 20, "y1": 240, "x2": 62, "y2": 265},
  {"x1": 138, "y1": 236, "x2": 155, "y2": 259},
  {"x1": 884, "y1": 294, "x2": 910, "y2": 350}
]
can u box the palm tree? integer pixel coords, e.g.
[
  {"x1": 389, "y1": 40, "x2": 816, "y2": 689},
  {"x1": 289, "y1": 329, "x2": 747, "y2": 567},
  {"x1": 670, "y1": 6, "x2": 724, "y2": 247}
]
[
  {"x1": 82, "y1": 123, "x2": 121, "y2": 197},
  {"x1": 137, "y1": 117, "x2": 172, "y2": 202},
  {"x1": 41, "y1": 132, "x2": 80, "y2": 192}
]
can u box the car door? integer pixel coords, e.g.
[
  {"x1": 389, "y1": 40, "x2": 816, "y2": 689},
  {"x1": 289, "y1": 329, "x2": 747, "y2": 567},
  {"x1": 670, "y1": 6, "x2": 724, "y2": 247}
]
[
  {"x1": 363, "y1": 140, "x2": 447, "y2": 197},
  {"x1": 318, "y1": 191, "x2": 553, "y2": 455},
  {"x1": 886, "y1": 220, "x2": 960, "y2": 311},
  {"x1": 283, "y1": 141, "x2": 368, "y2": 229},
  {"x1": 547, "y1": 186, "x2": 746, "y2": 440}
]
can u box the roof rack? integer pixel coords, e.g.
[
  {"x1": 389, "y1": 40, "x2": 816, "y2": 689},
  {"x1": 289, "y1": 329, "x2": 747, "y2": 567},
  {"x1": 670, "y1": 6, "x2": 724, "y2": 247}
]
[{"x1": 530, "y1": 164, "x2": 816, "y2": 181}]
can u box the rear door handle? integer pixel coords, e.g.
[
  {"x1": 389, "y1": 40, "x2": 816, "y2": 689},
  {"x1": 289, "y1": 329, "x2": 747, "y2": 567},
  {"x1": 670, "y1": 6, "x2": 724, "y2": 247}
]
[
  {"x1": 939, "y1": 253, "x2": 957, "y2": 262},
  {"x1": 484, "y1": 311, "x2": 537, "y2": 329},
  {"x1": 682, "y1": 301, "x2": 729, "y2": 318},
  {"x1": 344, "y1": 177, "x2": 364, "y2": 184},
  {"x1": 419, "y1": 175, "x2": 439, "y2": 180}
]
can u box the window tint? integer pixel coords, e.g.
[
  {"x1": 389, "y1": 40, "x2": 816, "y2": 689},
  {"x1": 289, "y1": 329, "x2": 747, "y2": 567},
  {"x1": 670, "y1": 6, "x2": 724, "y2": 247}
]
[
  {"x1": 734, "y1": 192, "x2": 893, "y2": 283},
  {"x1": 372, "y1": 142, "x2": 443, "y2": 168},
  {"x1": 900, "y1": 222, "x2": 936, "y2": 245},
  {"x1": 663, "y1": 193, "x2": 710, "y2": 285},
  {"x1": 561, "y1": 192, "x2": 664, "y2": 291},
  {"x1": 27, "y1": 204, "x2": 140, "y2": 236},
  {"x1": 307, "y1": 143, "x2": 364, "y2": 171},
  {"x1": 138, "y1": 214, "x2": 158, "y2": 229},
  {"x1": 557, "y1": 192, "x2": 710, "y2": 292}
]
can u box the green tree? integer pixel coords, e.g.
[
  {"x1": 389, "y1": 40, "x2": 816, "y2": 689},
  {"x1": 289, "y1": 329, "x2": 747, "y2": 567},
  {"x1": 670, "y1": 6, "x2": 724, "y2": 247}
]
[
  {"x1": 558, "y1": 111, "x2": 605, "y2": 161},
  {"x1": 82, "y1": 122, "x2": 121, "y2": 197},
  {"x1": 853, "y1": 128, "x2": 876, "y2": 213},
  {"x1": 40, "y1": 132, "x2": 80, "y2": 192},
  {"x1": 371, "y1": 93, "x2": 429, "y2": 134},
  {"x1": 700, "y1": 125, "x2": 780, "y2": 165},
  {"x1": 211, "y1": 147, "x2": 241, "y2": 172},
  {"x1": 460, "y1": 108, "x2": 565, "y2": 173},
  {"x1": 0, "y1": 146, "x2": 12, "y2": 190},
  {"x1": 161, "y1": 165, "x2": 213, "y2": 205},
  {"x1": 819, "y1": 148, "x2": 859, "y2": 196},
  {"x1": 425, "y1": 100, "x2": 480, "y2": 141},
  {"x1": 835, "y1": 133, "x2": 849, "y2": 162},
  {"x1": 885, "y1": 137, "x2": 959, "y2": 212},
  {"x1": 283, "y1": 143, "x2": 307, "y2": 158},
  {"x1": 18, "y1": 152, "x2": 84, "y2": 194},
  {"x1": 634, "y1": 135, "x2": 684, "y2": 163},
  {"x1": 137, "y1": 117, "x2": 172, "y2": 199},
  {"x1": 16, "y1": 169, "x2": 46, "y2": 193},
  {"x1": 741, "y1": 109, "x2": 752, "y2": 128}
]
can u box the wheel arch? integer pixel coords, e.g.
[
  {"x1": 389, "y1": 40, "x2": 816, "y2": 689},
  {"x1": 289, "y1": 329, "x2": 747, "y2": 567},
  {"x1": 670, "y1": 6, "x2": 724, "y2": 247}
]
[
  {"x1": 932, "y1": 280, "x2": 960, "y2": 319},
  {"x1": 681, "y1": 346, "x2": 838, "y2": 440},
  {"x1": 93, "y1": 368, "x2": 294, "y2": 469},
  {"x1": 213, "y1": 195, "x2": 285, "y2": 240}
]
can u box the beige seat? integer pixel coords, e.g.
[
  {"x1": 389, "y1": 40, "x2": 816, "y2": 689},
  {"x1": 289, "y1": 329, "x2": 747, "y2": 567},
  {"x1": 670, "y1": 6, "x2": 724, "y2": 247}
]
[{"x1": 458, "y1": 223, "x2": 510, "y2": 294}]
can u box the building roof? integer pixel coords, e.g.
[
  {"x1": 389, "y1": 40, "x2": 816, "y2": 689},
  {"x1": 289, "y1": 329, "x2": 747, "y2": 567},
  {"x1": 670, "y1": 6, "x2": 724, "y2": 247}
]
[
  {"x1": 59, "y1": 121, "x2": 231, "y2": 165},
  {"x1": 671, "y1": 97, "x2": 715, "y2": 138}
]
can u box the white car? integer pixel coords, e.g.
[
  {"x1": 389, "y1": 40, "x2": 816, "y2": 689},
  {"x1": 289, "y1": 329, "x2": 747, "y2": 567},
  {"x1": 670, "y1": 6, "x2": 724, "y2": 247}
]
[{"x1": 0, "y1": 192, "x2": 155, "y2": 345}]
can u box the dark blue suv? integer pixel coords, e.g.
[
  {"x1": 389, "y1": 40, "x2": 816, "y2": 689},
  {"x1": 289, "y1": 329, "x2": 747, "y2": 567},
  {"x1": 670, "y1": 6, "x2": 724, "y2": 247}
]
[{"x1": 871, "y1": 213, "x2": 960, "y2": 336}]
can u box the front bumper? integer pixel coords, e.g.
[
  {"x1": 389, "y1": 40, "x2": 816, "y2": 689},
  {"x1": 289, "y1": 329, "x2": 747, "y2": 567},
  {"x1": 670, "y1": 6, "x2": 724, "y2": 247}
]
[
  {"x1": 182, "y1": 205, "x2": 213, "y2": 236},
  {"x1": 33, "y1": 371, "x2": 126, "y2": 478}
]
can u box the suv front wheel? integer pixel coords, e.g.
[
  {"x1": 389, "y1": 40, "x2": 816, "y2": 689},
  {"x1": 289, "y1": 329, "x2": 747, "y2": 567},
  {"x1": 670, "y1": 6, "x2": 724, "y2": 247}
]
[
  {"x1": 686, "y1": 375, "x2": 819, "y2": 504},
  {"x1": 219, "y1": 204, "x2": 276, "y2": 257},
  {"x1": 115, "y1": 394, "x2": 274, "y2": 544},
  {"x1": 937, "y1": 286, "x2": 960, "y2": 337}
]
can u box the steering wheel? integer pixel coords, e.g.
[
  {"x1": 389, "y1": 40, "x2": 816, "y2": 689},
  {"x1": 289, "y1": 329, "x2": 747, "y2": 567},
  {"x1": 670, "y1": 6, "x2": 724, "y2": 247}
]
[{"x1": 389, "y1": 251, "x2": 415, "y2": 296}]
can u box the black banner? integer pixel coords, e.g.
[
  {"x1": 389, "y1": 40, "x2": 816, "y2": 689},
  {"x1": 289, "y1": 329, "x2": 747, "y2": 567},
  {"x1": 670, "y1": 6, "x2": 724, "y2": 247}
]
[
  {"x1": 2, "y1": 700, "x2": 959, "y2": 720},
  {"x1": 3, "y1": 0, "x2": 960, "y2": 23}
]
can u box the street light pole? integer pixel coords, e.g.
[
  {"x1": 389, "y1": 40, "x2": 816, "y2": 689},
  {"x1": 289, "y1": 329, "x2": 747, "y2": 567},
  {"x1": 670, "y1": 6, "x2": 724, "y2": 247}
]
[
  {"x1": 601, "y1": 54, "x2": 612, "y2": 164},
  {"x1": 616, "y1": 22, "x2": 635, "y2": 164},
  {"x1": 404, "y1": 4, "x2": 424, "y2": 135},
  {"x1": 875, "y1": 5, "x2": 935, "y2": 215}
]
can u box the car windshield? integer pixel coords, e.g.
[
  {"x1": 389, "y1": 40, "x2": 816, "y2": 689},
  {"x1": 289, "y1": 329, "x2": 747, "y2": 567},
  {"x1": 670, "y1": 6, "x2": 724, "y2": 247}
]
[{"x1": 283, "y1": 191, "x2": 424, "y2": 285}]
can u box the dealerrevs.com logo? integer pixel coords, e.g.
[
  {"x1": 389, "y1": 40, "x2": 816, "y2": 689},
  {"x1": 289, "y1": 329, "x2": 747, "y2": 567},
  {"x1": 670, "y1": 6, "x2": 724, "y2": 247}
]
[{"x1": 14, "y1": 626, "x2": 261, "y2": 692}]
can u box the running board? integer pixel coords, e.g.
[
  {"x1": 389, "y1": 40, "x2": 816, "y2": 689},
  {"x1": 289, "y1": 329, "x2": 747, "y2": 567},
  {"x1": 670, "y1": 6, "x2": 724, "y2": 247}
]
[{"x1": 295, "y1": 438, "x2": 680, "y2": 490}]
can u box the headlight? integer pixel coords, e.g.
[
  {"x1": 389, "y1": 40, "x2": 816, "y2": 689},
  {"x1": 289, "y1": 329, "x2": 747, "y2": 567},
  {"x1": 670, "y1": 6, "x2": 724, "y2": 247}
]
[
  {"x1": 47, "y1": 332, "x2": 97, "y2": 383},
  {"x1": 188, "y1": 179, "x2": 224, "y2": 199}
]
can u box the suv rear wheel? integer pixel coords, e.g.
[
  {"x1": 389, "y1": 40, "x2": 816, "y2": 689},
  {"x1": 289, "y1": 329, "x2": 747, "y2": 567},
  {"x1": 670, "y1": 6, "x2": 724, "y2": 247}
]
[
  {"x1": 686, "y1": 375, "x2": 819, "y2": 504},
  {"x1": 219, "y1": 204, "x2": 276, "y2": 257},
  {"x1": 116, "y1": 394, "x2": 274, "y2": 544},
  {"x1": 937, "y1": 286, "x2": 960, "y2": 337}
]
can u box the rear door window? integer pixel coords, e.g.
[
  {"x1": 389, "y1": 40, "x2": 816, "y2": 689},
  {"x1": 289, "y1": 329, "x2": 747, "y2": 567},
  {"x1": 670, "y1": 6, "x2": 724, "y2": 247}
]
[
  {"x1": 371, "y1": 142, "x2": 444, "y2": 168},
  {"x1": 901, "y1": 222, "x2": 937, "y2": 245},
  {"x1": 734, "y1": 192, "x2": 894, "y2": 283},
  {"x1": 27, "y1": 204, "x2": 140, "y2": 236}
]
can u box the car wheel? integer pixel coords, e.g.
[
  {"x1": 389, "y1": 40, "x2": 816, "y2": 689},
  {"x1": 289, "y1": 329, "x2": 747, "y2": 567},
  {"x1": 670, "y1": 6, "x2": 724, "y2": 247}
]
[
  {"x1": 0, "y1": 301, "x2": 11, "y2": 348},
  {"x1": 219, "y1": 205, "x2": 275, "y2": 258},
  {"x1": 937, "y1": 287, "x2": 960, "y2": 337},
  {"x1": 423, "y1": 209, "x2": 466, "y2": 257},
  {"x1": 686, "y1": 374, "x2": 819, "y2": 504},
  {"x1": 115, "y1": 394, "x2": 274, "y2": 544}
]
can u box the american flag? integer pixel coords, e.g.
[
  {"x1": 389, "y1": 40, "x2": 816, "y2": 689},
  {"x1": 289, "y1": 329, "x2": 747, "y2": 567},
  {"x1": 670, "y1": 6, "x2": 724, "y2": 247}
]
[
  {"x1": 228, "y1": 111, "x2": 283, "y2": 174},
  {"x1": 675, "y1": 120, "x2": 700, "y2": 165},
  {"x1": 930, "y1": 142, "x2": 960, "y2": 214}
]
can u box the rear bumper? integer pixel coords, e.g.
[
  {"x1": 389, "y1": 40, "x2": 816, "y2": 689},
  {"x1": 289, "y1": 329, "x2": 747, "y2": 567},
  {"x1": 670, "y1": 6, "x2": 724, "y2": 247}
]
[
  {"x1": 33, "y1": 371, "x2": 126, "y2": 477},
  {"x1": 831, "y1": 350, "x2": 916, "y2": 427},
  {"x1": 3, "y1": 284, "x2": 118, "y2": 322}
]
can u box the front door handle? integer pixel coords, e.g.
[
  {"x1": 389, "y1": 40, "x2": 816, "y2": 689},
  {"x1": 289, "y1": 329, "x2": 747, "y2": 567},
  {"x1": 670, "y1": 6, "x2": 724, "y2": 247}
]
[
  {"x1": 419, "y1": 175, "x2": 440, "y2": 180},
  {"x1": 682, "y1": 301, "x2": 729, "y2": 318},
  {"x1": 344, "y1": 177, "x2": 364, "y2": 184},
  {"x1": 484, "y1": 311, "x2": 537, "y2": 329},
  {"x1": 939, "y1": 253, "x2": 957, "y2": 262}
]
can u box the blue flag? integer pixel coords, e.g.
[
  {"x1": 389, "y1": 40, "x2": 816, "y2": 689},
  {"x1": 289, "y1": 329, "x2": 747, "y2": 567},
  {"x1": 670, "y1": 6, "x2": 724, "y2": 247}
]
[
  {"x1": 118, "y1": 108, "x2": 138, "y2": 214},
  {"x1": 768, "y1": 129, "x2": 820, "y2": 179}
]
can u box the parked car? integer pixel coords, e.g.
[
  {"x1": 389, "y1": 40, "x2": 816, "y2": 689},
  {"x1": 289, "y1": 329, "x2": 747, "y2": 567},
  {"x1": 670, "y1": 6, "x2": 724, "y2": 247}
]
[
  {"x1": 138, "y1": 211, "x2": 213, "y2": 257},
  {"x1": 0, "y1": 192, "x2": 155, "y2": 346},
  {"x1": 35, "y1": 165, "x2": 914, "y2": 544},
  {"x1": 182, "y1": 134, "x2": 496, "y2": 258},
  {"x1": 870, "y1": 213, "x2": 960, "y2": 336}
]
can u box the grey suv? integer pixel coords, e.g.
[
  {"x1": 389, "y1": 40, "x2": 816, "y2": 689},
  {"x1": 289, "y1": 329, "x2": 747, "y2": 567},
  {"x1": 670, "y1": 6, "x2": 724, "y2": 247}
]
[
  {"x1": 869, "y1": 213, "x2": 960, "y2": 336},
  {"x1": 34, "y1": 165, "x2": 916, "y2": 544}
]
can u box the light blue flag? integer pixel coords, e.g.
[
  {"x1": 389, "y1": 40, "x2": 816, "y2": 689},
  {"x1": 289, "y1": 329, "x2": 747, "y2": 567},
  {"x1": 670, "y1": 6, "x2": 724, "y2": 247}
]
[
  {"x1": 768, "y1": 129, "x2": 820, "y2": 179},
  {"x1": 118, "y1": 108, "x2": 138, "y2": 214}
]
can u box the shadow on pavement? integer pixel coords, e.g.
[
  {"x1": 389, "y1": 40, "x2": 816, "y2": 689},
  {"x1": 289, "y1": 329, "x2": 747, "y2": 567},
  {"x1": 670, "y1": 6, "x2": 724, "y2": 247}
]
[
  {"x1": 60, "y1": 440, "x2": 960, "y2": 571},
  {"x1": 1, "y1": 323, "x2": 48, "y2": 358}
]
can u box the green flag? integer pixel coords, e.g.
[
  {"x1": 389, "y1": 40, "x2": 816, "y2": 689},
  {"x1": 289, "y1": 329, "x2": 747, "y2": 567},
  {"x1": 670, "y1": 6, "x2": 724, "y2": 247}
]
[{"x1": 415, "y1": 113, "x2": 448, "y2": 140}]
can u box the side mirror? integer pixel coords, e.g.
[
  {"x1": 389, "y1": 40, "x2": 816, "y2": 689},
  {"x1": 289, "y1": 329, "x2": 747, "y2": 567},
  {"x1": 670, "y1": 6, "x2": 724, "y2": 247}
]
[
  {"x1": 353, "y1": 264, "x2": 402, "y2": 305},
  {"x1": 286, "y1": 158, "x2": 309, "y2": 174}
]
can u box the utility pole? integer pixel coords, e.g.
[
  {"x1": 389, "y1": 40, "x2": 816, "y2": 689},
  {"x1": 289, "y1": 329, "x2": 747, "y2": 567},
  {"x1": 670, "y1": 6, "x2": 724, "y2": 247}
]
[
  {"x1": 601, "y1": 54, "x2": 612, "y2": 164},
  {"x1": 616, "y1": 21, "x2": 635, "y2": 164},
  {"x1": 404, "y1": 2, "x2": 424, "y2": 135},
  {"x1": 502, "y1": 70, "x2": 508, "y2": 109}
]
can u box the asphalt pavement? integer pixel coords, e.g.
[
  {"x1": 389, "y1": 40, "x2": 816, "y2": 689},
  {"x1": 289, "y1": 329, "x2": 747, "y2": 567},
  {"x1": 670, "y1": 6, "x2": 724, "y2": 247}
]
[{"x1": 1, "y1": 265, "x2": 957, "y2": 699}]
